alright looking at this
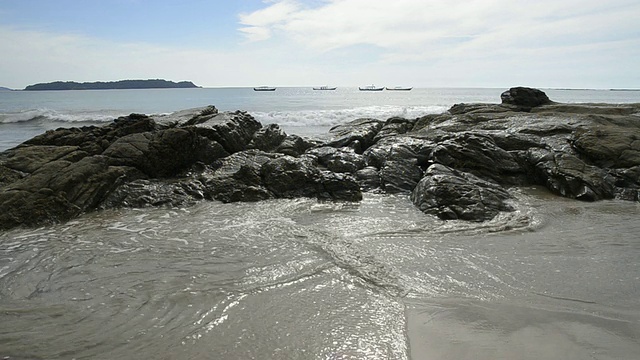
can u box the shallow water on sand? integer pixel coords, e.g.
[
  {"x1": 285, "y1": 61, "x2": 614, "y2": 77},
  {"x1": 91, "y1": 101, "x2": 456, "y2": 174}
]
[{"x1": 1, "y1": 187, "x2": 639, "y2": 359}]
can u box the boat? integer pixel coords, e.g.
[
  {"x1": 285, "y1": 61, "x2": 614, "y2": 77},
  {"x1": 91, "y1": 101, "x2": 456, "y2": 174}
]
[
  {"x1": 253, "y1": 86, "x2": 276, "y2": 91},
  {"x1": 312, "y1": 86, "x2": 337, "y2": 90},
  {"x1": 359, "y1": 85, "x2": 384, "y2": 91},
  {"x1": 385, "y1": 86, "x2": 413, "y2": 91}
]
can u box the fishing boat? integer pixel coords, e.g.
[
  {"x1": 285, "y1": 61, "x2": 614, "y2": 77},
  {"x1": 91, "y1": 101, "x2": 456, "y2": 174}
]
[
  {"x1": 359, "y1": 85, "x2": 384, "y2": 91},
  {"x1": 385, "y1": 86, "x2": 413, "y2": 91},
  {"x1": 253, "y1": 86, "x2": 276, "y2": 91},
  {"x1": 312, "y1": 86, "x2": 337, "y2": 90}
]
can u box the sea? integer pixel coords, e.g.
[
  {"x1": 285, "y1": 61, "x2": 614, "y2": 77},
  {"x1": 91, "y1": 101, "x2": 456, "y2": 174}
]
[{"x1": 1, "y1": 87, "x2": 640, "y2": 359}]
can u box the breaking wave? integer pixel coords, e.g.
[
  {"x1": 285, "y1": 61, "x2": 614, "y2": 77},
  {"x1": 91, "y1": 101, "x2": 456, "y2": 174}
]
[
  {"x1": 1, "y1": 105, "x2": 445, "y2": 128},
  {"x1": 250, "y1": 105, "x2": 448, "y2": 128},
  {"x1": 0, "y1": 108, "x2": 129, "y2": 124}
]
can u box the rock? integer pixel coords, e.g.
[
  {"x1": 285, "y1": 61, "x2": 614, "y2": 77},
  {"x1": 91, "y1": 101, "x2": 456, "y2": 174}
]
[
  {"x1": 363, "y1": 136, "x2": 433, "y2": 169},
  {"x1": 248, "y1": 123, "x2": 287, "y2": 152},
  {"x1": 3, "y1": 86, "x2": 640, "y2": 230},
  {"x1": 527, "y1": 149, "x2": 615, "y2": 201},
  {"x1": 103, "y1": 128, "x2": 228, "y2": 178},
  {"x1": 2, "y1": 145, "x2": 87, "y2": 174},
  {"x1": 153, "y1": 105, "x2": 218, "y2": 126},
  {"x1": 380, "y1": 158, "x2": 424, "y2": 194},
  {"x1": 22, "y1": 113, "x2": 160, "y2": 154},
  {"x1": 374, "y1": 116, "x2": 415, "y2": 142},
  {"x1": 200, "y1": 150, "x2": 278, "y2": 203},
  {"x1": 317, "y1": 171, "x2": 362, "y2": 202},
  {"x1": 410, "y1": 164, "x2": 514, "y2": 221},
  {"x1": 571, "y1": 125, "x2": 640, "y2": 168},
  {"x1": 609, "y1": 165, "x2": 640, "y2": 200},
  {"x1": 101, "y1": 178, "x2": 207, "y2": 208},
  {"x1": 0, "y1": 156, "x2": 136, "y2": 229},
  {"x1": 261, "y1": 155, "x2": 323, "y2": 198},
  {"x1": 531, "y1": 103, "x2": 640, "y2": 116},
  {"x1": 328, "y1": 118, "x2": 385, "y2": 153},
  {"x1": 187, "y1": 110, "x2": 262, "y2": 154},
  {"x1": 306, "y1": 146, "x2": 366, "y2": 174},
  {"x1": 429, "y1": 132, "x2": 525, "y2": 185},
  {"x1": 448, "y1": 103, "x2": 513, "y2": 115},
  {"x1": 363, "y1": 136, "x2": 434, "y2": 193},
  {"x1": 355, "y1": 166, "x2": 381, "y2": 190},
  {"x1": 276, "y1": 135, "x2": 320, "y2": 156},
  {"x1": 257, "y1": 154, "x2": 361, "y2": 201},
  {"x1": 500, "y1": 86, "x2": 552, "y2": 111}
]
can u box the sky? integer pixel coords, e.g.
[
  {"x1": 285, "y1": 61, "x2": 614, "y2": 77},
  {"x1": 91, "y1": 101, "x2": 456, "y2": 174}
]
[{"x1": 0, "y1": 0, "x2": 639, "y2": 89}]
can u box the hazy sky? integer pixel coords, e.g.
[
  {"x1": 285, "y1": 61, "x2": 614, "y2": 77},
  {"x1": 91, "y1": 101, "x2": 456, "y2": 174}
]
[{"x1": 1, "y1": 0, "x2": 638, "y2": 89}]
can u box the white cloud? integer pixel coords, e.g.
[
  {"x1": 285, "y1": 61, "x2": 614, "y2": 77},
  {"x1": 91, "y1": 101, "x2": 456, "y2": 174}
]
[
  {"x1": 1, "y1": 0, "x2": 638, "y2": 89},
  {"x1": 238, "y1": 0, "x2": 640, "y2": 61},
  {"x1": 0, "y1": 25, "x2": 287, "y2": 88},
  {"x1": 238, "y1": 0, "x2": 301, "y2": 42}
]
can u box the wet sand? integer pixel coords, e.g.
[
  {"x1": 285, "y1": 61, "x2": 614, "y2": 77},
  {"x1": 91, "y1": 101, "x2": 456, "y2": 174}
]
[{"x1": 406, "y1": 298, "x2": 640, "y2": 360}]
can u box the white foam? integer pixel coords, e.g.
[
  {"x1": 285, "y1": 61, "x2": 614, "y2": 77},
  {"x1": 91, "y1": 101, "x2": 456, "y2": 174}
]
[
  {"x1": 249, "y1": 105, "x2": 447, "y2": 128},
  {"x1": 0, "y1": 108, "x2": 125, "y2": 124}
]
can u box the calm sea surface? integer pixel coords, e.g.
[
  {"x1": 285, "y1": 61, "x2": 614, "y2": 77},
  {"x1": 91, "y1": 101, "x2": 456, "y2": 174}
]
[{"x1": 1, "y1": 87, "x2": 640, "y2": 359}]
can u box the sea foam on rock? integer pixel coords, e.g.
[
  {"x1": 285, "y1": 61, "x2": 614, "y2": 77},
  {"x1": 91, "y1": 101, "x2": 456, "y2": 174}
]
[{"x1": 1, "y1": 87, "x2": 640, "y2": 229}]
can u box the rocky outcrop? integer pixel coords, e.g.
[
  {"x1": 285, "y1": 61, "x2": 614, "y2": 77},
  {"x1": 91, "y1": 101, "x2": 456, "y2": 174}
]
[
  {"x1": 0, "y1": 107, "x2": 366, "y2": 229},
  {"x1": 411, "y1": 164, "x2": 515, "y2": 221},
  {"x1": 2, "y1": 87, "x2": 640, "y2": 229},
  {"x1": 500, "y1": 86, "x2": 553, "y2": 111},
  {"x1": 327, "y1": 118, "x2": 384, "y2": 153}
]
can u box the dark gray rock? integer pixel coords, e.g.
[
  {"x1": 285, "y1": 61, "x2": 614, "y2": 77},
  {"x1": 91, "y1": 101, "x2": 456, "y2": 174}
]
[
  {"x1": 380, "y1": 159, "x2": 424, "y2": 194},
  {"x1": 103, "y1": 128, "x2": 228, "y2": 178},
  {"x1": 0, "y1": 156, "x2": 136, "y2": 228},
  {"x1": 374, "y1": 116, "x2": 415, "y2": 142},
  {"x1": 248, "y1": 123, "x2": 287, "y2": 152},
  {"x1": 363, "y1": 136, "x2": 433, "y2": 169},
  {"x1": 363, "y1": 136, "x2": 434, "y2": 193},
  {"x1": 317, "y1": 171, "x2": 362, "y2": 202},
  {"x1": 527, "y1": 149, "x2": 615, "y2": 201},
  {"x1": 200, "y1": 150, "x2": 279, "y2": 203},
  {"x1": 355, "y1": 166, "x2": 381, "y2": 190},
  {"x1": 259, "y1": 154, "x2": 362, "y2": 201},
  {"x1": 187, "y1": 110, "x2": 262, "y2": 154},
  {"x1": 411, "y1": 164, "x2": 514, "y2": 221},
  {"x1": 500, "y1": 87, "x2": 552, "y2": 111},
  {"x1": 448, "y1": 103, "x2": 513, "y2": 115},
  {"x1": 101, "y1": 178, "x2": 207, "y2": 208},
  {"x1": 429, "y1": 132, "x2": 525, "y2": 185},
  {"x1": 571, "y1": 125, "x2": 640, "y2": 168},
  {"x1": 609, "y1": 165, "x2": 640, "y2": 201},
  {"x1": 21, "y1": 113, "x2": 160, "y2": 154},
  {"x1": 306, "y1": 146, "x2": 366, "y2": 174},
  {"x1": 276, "y1": 135, "x2": 320, "y2": 156},
  {"x1": 261, "y1": 155, "x2": 323, "y2": 198},
  {"x1": 328, "y1": 118, "x2": 385, "y2": 153}
]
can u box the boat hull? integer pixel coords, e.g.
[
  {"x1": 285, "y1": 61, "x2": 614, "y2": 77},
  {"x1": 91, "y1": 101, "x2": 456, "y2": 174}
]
[{"x1": 253, "y1": 87, "x2": 276, "y2": 91}]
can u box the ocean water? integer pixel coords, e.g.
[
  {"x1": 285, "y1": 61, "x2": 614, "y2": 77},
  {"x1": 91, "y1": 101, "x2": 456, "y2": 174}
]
[{"x1": 1, "y1": 88, "x2": 640, "y2": 359}]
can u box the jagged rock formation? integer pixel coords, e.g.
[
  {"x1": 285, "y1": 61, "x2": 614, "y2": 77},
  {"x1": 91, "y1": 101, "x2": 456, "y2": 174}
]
[{"x1": 1, "y1": 87, "x2": 639, "y2": 229}]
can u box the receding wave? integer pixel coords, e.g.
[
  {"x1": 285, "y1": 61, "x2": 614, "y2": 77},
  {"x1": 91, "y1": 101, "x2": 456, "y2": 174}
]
[{"x1": 0, "y1": 109, "x2": 126, "y2": 124}]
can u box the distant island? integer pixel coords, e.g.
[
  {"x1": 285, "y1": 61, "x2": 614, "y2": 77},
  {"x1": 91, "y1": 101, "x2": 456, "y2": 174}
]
[
  {"x1": 24, "y1": 79, "x2": 199, "y2": 91},
  {"x1": 0, "y1": 86, "x2": 13, "y2": 91}
]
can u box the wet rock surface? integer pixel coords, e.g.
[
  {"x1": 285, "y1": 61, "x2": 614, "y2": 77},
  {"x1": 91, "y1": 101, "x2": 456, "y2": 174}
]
[{"x1": 2, "y1": 87, "x2": 640, "y2": 229}]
